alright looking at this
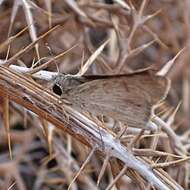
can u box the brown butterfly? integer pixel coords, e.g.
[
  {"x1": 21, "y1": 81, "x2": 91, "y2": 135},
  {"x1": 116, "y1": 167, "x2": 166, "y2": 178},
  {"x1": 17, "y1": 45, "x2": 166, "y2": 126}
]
[{"x1": 51, "y1": 69, "x2": 170, "y2": 129}]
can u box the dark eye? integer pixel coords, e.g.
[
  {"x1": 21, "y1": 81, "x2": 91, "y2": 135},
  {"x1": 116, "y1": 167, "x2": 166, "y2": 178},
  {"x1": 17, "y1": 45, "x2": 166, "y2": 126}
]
[{"x1": 52, "y1": 84, "x2": 62, "y2": 96}]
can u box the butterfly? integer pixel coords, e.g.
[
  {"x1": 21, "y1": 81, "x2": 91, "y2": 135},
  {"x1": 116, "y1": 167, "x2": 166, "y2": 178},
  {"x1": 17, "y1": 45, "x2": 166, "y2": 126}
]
[{"x1": 51, "y1": 69, "x2": 170, "y2": 129}]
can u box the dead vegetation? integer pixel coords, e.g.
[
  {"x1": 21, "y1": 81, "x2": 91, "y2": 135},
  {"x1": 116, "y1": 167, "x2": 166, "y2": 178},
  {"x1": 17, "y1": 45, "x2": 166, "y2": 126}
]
[{"x1": 0, "y1": 0, "x2": 189, "y2": 190}]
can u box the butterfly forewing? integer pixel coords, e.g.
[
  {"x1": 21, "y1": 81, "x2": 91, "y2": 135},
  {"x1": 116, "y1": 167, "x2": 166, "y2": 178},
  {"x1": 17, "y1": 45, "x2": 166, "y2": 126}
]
[{"x1": 58, "y1": 72, "x2": 169, "y2": 129}]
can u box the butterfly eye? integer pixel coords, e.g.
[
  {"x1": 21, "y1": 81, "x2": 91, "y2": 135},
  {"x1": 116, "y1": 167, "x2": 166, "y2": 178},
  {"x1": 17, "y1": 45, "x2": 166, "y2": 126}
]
[{"x1": 52, "y1": 84, "x2": 63, "y2": 96}]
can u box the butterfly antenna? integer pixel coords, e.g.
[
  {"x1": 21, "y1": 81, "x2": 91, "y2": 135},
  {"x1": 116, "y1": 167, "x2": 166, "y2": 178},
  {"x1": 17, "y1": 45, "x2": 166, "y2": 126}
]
[{"x1": 45, "y1": 43, "x2": 60, "y2": 74}]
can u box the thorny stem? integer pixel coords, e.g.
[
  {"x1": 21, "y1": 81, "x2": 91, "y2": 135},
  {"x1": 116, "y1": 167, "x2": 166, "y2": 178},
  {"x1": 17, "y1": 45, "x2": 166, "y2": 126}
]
[
  {"x1": 106, "y1": 165, "x2": 127, "y2": 190},
  {"x1": 3, "y1": 25, "x2": 59, "y2": 67},
  {"x1": 152, "y1": 115, "x2": 187, "y2": 155},
  {"x1": 67, "y1": 147, "x2": 96, "y2": 190}
]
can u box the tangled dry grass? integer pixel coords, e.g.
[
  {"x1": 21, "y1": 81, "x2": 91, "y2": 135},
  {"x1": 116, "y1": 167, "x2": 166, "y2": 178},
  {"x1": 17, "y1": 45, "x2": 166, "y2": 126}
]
[{"x1": 0, "y1": 0, "x2": 190, "y2": 190}]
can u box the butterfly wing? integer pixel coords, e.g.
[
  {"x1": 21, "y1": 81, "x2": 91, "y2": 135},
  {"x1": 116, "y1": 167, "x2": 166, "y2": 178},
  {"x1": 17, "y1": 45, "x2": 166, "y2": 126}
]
[{"x1": 61, "y1": 72, "x2": 169, "y2": 129}]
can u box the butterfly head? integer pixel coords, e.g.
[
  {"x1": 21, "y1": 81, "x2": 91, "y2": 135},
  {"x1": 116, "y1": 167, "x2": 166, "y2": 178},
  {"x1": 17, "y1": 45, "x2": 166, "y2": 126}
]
[{"x1": 52, "y1": 74, "x2": 83, "y2": 96}]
